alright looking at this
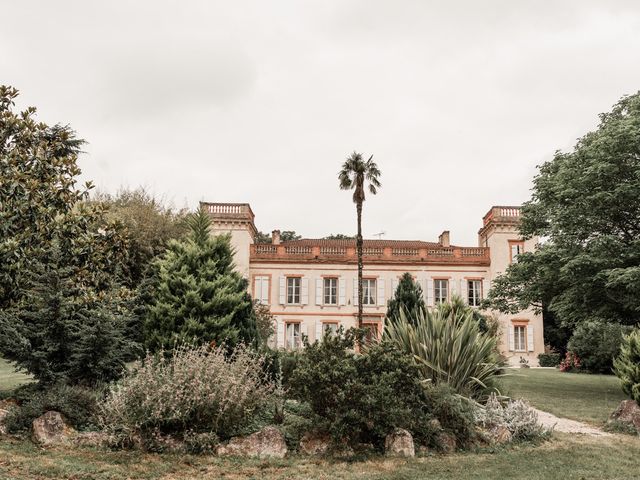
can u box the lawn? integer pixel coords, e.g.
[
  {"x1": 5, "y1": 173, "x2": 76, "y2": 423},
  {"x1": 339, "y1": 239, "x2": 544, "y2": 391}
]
[
  {"x1": 0, "y1": 358, "x2": 31, "y2": 393},
  {"x1": 0, "y1": 433, "x2": 638, "y2": 480},
  {"x1": 501, "y1": 368, "x2": 627, "y2": 425}
]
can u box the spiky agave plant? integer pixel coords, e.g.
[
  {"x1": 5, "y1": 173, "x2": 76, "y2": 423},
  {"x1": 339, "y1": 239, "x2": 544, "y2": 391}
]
[{"x1": 384, "y1": 306, "x2": 504, "y2": 401}]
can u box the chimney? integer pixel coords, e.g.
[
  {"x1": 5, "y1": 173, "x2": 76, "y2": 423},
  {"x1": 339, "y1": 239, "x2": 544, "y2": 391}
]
[
  {"x1": 438, "y1": 230, "x2": 450, "y2": 248},
  {"x1": 272, "y1": 229, "x2": 281, "y2": 245}
]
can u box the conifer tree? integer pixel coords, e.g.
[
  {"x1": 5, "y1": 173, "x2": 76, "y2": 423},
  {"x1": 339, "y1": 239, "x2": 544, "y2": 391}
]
[
  {"x1": 386, "y1": 273, "x2": 426, "y2": 323},
  {"x1": 0, "y1": 245, "x2": 134, "y2": 385},
  {"x1": 143, "y1": 209, "x2": 257, "y2": 351}
]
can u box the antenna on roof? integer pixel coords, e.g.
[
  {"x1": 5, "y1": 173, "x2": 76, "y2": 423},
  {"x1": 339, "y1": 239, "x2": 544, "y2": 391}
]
[{"x1": 373, "y1": 231, "x2": 386, "y2": 239}]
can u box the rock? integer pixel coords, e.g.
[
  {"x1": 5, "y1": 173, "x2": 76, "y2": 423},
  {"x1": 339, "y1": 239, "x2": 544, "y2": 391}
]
[
  {"x1": 436, "y1": 432, "x2": 456, "y2": 453},
  {"x1": 608, "y1": 400, "x2": 640, "y2": 432},
  {"x1": 0, "y1": 399, "x2": 18, "y2": 410},
  {"x1": 385, "y1": 428, "x2": 415, "y2": 457},
  {"x1": 0, "y1": 409, "x2": 9, "y2": 435},
  {"x1": 299, "y1": 431, "x2": 331, "y2": 456},
  {"x1": 217, "y1": 426, "x2": 287, "y2": 459},
  {"x1": 32, "y1": 411, "x2": 76, "y2": 446},
  {"x1": 488, "y1": 425, "x2": 513, "y2": 444},
  {"x1": 72, "y1": 431, "x2": 110, "y2": 449}
]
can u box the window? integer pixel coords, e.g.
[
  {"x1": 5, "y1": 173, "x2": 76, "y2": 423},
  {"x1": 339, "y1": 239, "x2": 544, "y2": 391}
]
[
  {"x1": 286, "y1": 322, "x2": 302, "y2": 349},
  {"x1": 362, "y1": 278, "x2": 377, "y2": 305},
  {"x1": 434, "y1": 279, "x2": 448, "y2": 304},
  {"x1": 510, "y1": 241, "x2": 524, "y2": 263},
  {"x1": 323, "y1": 277, "x2": 338, "y2": 305},
  {"x1": 323, "y1": 323, "x2": 338, "y2": 336},
  {"x1": 514, "y1": 325, "x2": 526, "y2": 352},
  {"x1": 467, "y1": 280, "x2": 482, "y2": 306},
  {"x1": 286, "y1": 277, "x2": 301, "y2": 304},
  {"x1": 362, "y1": 323, "x2": 379, "y2": 343},
  {"x1": 254, "y1": 276, "x2": 269, "y2": 305}
]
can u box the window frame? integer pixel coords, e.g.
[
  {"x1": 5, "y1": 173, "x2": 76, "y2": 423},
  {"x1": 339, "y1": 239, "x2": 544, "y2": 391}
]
[
  {"x1": 323, "y1": 277, "x2": 338, "y2": 305},
  {"x1": 433, "y1": 278, "x2": 449, "y2": 304},
  {"x1": 513, "y1": 325, "x2": 527, "y2": 352},
  {"x1": 467, "y1": 279, "x2": 482, "y2": 307},
  {"x1": 286, "y1": 322, "x2": 302, "y2": 350},
  {"x1": 362, "y1": 278, "x2": 377, "y2": 305},
  {"x1": 286, "y1": 276, "x2": 301, "y2": 305},
  {"x1": 509, "y1": 240, "x2": 524, "y2": 264}
]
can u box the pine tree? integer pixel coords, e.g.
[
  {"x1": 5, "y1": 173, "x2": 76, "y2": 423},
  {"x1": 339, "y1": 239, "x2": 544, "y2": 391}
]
[
  {"x1": 614, "y1": 328, "x2": 640, "y2": 403},
  {"x1": 386, "y1": 273, "x2": 426, "y2": 323},
  {"x1": 143, "y1": 209, "x2": 258, "y2": 352},
  {"x1": 0, "y1": 245, "x2": 135, "y2": 385}
]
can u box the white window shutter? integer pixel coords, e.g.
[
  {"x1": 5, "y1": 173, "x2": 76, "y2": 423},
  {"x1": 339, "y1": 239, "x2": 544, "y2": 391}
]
[
  {"x1": 508, "y1": 325, "x2": 515, "y2": 351},
  {"x1": 450, "y1": 278, "x2": 457, "y2": 298},
  {"x1": 315, "y1": 319, "x2": 323, "y2": 343},
  {"x1": 391, "y1": 278, "x2": 398, "y2": 295},
  {"x1": 339, "y1": 277, "x2": 346, "y2": 305},
  {"x1": 527, "y1": 325, "x2": 534, "y2": 352},
  {"x1": 301, "y1": 278, "x2": 309, "y2": 305},
  {"x1": 460, "y1": 279, "x2": 467, "y2": 303},
  {"x1": 276, "y1": 320, "x2": 285, "y2": 348},
  {"x1": 353, "y1": 278, "x2": 358, "y2": 305},
  {"x1": 426, "y1": 279, "x2": 434, "y2": 307},
  {"x1": 253, "y1": 277, "x2": 261, "y2": 302},
  {"x1": 315, "y1": 278, "x2": 323, "y2": 305},
  {"x1": 377, "y1": 279, "x2": 385, "y2": 306},
  {"x1": 279, "y1": 276, "x2": 286, "y2": 304},
  {"x1": 262, "y1": 277, "x2": 269, "y2": 304},
  {"x1": 482, "y1": 279, "x2": 490, "y2": 299}
]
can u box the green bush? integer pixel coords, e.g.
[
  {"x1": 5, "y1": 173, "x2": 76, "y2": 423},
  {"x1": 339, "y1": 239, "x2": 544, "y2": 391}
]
[
  {"x1": 4, "y1": 383, "x2": 102, "y2": 433},
  {"x1": 288, "y1": 329, "x2": 475, "y2": 450},
  {"x1": 99, "y1": 344, "x2": 275, "y2": 444},
  {"x1": 384, "y1": 304, "x2": 504, "y2": 400},
  {"x1": 567, "y1": 320, "x2": 631, "y2": 373},
  {"x1": 538, "y1": 353, "x2": 561, "y2": 367},
  {"x1": 614, "y1": 328, "x2": 640, "y2": 403}
]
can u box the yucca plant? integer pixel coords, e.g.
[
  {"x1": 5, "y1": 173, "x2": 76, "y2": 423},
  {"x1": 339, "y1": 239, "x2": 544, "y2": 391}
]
[
  {"x1": 613, "y1": 328, "x2": 640, "y2": 403},
  {"x1": 384, "y1": 305, "x2": 504, "y2": 401}
]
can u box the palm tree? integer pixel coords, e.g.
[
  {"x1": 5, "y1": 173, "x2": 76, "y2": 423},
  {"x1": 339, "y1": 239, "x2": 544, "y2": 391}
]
[{"x1": 338, "y1": 152, "x2": 382, "y2": 328}]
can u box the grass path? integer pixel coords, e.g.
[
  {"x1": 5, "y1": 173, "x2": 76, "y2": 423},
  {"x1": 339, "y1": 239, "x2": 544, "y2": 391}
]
[
  {"x1": 500, "y1": 368, "x2": 626, "y2": 425},
  {"x1": 0, "y1": 359, "x2": 31, "y2": 393}
]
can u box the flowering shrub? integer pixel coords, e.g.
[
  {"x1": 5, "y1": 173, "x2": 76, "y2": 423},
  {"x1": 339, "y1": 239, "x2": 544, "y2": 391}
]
[
  {"x1": 559, "y1": 351, "x2": 582, "y2": 372},
  {"x1": 475, "y1": 393, "x2": 548, "y2": 441},
  {"x1": 99, "y1": 344, "x2": 274, "y2": 444}
]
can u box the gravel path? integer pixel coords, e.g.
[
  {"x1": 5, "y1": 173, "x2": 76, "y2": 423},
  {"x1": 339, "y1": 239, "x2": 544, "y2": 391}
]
[{"x1": 533, "y1": 408, "x2": 612, "y2": 437}]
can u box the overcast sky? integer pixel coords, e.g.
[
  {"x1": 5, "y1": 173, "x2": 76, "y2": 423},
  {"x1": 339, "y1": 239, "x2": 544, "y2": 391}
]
[{"x1": 3, "y1": 1, "x2": 640, "y2": 245}]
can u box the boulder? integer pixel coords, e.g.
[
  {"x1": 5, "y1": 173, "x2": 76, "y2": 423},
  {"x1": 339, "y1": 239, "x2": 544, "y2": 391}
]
[
  {"x1": 72, "y1": 431, "x2": 110, "y2": 449},
  {"x1": 217, "y1": 426, "x2": 287, "y2": 459},
  {"x1": 436, "y1": 432, "x2": 456, "y2": 453},
  {"x1": 0, "y1": 399, "x2": 18, "y2": 411},
  {"x1": 385, "y1": 428, "x2": 415, "y2": 458},
  {"x1": 0, "y1": 409, "x2": 9, "y2": 435},
  {"x1": 608, "y1": 400, "x2": 640, "y2": 432},
  {"x1": 299, "y1": 431, "x2": 331, "y2": 456},
  {"x1": 32, "y1": 411, "x2": 76, "y2": 446}
]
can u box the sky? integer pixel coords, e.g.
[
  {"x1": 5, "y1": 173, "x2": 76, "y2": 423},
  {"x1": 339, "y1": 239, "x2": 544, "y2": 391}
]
[{"x1": 3, "y1": 1, "x2": 640, "y2": 245}]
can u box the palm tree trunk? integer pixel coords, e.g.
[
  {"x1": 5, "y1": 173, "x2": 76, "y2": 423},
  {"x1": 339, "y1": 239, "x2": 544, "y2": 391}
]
[{"x1": 356, "y1": 200, "x2": 363, "y2": 329}]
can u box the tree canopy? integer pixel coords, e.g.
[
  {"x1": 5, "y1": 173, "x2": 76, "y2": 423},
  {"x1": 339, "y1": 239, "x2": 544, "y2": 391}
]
[
  {"x1": 386, "y1": 273, "x2": 425, "y2": 322},
  {"x1": 487, "y1": 92, "x2": 640, "y2": 328}
]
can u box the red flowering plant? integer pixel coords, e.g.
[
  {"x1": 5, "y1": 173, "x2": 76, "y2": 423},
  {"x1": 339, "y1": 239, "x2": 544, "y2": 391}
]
[{"x1": 559, "y1": 351, "x2": 582, "y2": 372}]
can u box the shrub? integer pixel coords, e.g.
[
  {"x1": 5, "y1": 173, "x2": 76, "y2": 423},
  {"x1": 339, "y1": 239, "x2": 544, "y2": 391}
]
[
  {"x1": 99, "y1": 344, "x2": 274, "y2": 443},
  {"x1": 4, "y1": 383, "x2": 101, "y2": 433},
  {"x1": 567, "y1": 320, "x2": 631, "y2": 373},
  {"x1": 613, "y1": 328, "x2": 640, "y2": 403},
  {"x1": 384, "y1": 305, "x2": 504, "y2": 400},
  {"x1": 288, "y1": 329, "x2": 475, "y2": 450},
  {"x1": 559, "y1": 352, "x2": 581, "y2": 372},
  {"x1": 475, "y1": 393, "x2": 548, "y2": 441},
  {"x1": 538, "y1": 352, "x2": 561, "y2": 367}
]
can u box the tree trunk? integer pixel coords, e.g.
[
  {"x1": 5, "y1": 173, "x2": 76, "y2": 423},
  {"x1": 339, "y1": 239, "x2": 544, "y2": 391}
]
[{"x1": 356, "y1": 200, "x2": 363, "y2": 329}]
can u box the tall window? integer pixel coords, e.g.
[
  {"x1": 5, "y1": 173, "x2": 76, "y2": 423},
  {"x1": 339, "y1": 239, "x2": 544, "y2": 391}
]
[
  {"x1": 362, "y1": 323, "x2": 379, "y2": 343},
  {"x1": 510, "y1": 241, "x2": 524, "y2": 263},
  {"x1": 323, "y1": 323, "x2": 338, "y2": 336},
  {"x1": 434, "y1": 279, "x2": 448, "y2": 304},
  {"x1": 286, "y1": 322, "x2": 302, "y2": 349},
  {"x1": 514, "y1": 325, "x2": 526, "y2": 351},
  {"x1": 287, "y1": 277, "x2": 301, "y2": 304},
  {"x1": 324, "y1": 277, "x2": 338, "y2": 305},
  {"x1": 467, "y1": 280, "x2": 482, "y2": 307},
  {"x1": 362, "y1": 278, "x2": 377, "y2": 305}
]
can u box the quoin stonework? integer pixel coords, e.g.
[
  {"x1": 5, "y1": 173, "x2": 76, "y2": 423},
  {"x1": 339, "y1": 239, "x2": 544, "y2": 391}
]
[{"x1": 203, "y1": 202, "x2": 543, "y2": 366}]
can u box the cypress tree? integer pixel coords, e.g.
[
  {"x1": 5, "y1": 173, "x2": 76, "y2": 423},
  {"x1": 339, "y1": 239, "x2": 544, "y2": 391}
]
[
  {"x1": 143, "y1": 209, "x2": 257, "y2": 351},
  {"x1": 386, "y1": 272, "x2": 426, "y2": 323}
]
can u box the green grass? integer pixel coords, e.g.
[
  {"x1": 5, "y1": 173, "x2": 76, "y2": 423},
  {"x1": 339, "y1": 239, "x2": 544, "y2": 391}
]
[
  {"x1": 501, "y1": 368, "x2": 627, "y2": 424},
  {"x1": 0, "y1": 358, "x2": 32, "y2": 393},
  {"x1": 0, "y1": 434, "x2": 638, "y2": 479}
]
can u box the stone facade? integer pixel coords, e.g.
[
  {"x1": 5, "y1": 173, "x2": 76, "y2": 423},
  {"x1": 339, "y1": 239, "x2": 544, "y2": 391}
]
[{"x1": 203, "y1": 202, "x2": 544, "y2": 366}]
